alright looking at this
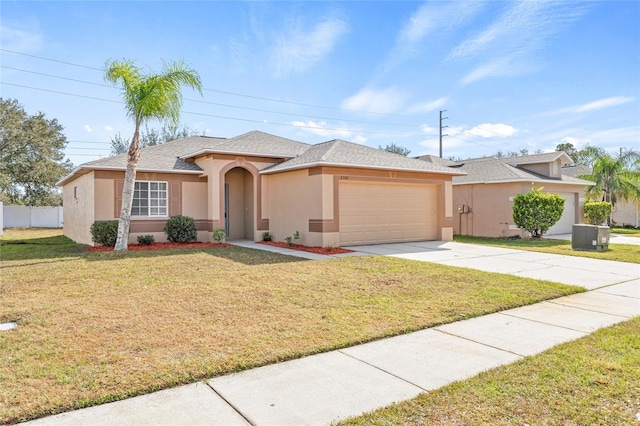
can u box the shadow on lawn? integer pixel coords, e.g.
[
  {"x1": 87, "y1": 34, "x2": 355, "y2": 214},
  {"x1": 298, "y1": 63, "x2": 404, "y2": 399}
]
[
  {"x1": 0, "y1": 235, "x2": 86, "y2": 262},
  {"x1": 1, "y1": 234, "x2": 308, "y2": 266},
  {"x1": 83, "y1": 245, "x2": 309, "y2": 266}
]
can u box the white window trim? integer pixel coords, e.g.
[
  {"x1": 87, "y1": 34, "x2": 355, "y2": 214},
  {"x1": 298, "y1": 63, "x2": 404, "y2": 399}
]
[{"x1": 132, "y1": 180, "x2": 168, "y2": 217}]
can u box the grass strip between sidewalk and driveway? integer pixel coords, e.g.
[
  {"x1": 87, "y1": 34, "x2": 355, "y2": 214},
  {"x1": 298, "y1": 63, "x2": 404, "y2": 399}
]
[
  {"x1": 454, "y1": 235, "x2": 640, "y2": 264},
  {"x1": 1, "y1": 229, "x2": 583, "y2": 423},
  {"x1": 340, "y1": 317, "x2": 640, "y2": 426}
]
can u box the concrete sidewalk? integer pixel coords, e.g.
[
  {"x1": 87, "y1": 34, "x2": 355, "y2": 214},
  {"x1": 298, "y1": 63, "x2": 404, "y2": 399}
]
[{"x1": 23, "y1": 243, "x2": 639, "y2": 426}]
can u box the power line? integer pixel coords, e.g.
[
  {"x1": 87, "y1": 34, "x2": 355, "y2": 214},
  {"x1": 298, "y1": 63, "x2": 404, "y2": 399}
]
[
  {"x1": 1, "y1": 81, "x2": 418, "y2": 137},
  {"x1": 2, "y1": 64, "x2": 418, "y2": 127},
  {"x1": 1, "y1": 48, "x2": 392, "y2": 116},
  {"x1": 0, "y1": 48, "x2": 103, "y2": 71}
]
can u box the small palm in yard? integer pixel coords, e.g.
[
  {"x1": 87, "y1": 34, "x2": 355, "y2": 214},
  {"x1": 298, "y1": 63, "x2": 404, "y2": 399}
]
[{"x1": 104, "y1": 59, "x2": 202, "y2": 251}]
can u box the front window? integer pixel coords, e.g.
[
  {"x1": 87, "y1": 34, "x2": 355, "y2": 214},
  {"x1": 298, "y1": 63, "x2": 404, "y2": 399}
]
[{"x1": 132, "y1": 181, "x2": 167, "y2": 217}]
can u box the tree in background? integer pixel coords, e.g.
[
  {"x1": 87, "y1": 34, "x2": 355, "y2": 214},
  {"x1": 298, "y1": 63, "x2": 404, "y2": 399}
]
[
  {"x1": 105, "y1": 59, "x2": 202, "y2": 251},
  {"x1": 580, "y1": 150, "x2": 640, "y2": 224},
  {"x1": 0, "y1": 98, "x2": 73, "y2": 206},
  {"x1": 555, "y1": 142, "x2": 605, "y2": 167},
  {"x1": 380, "y1": 143, "x2": 411, "y2": 156},
  {"x1": 110, "y1": 124, "x2": 201, "y2": 155}
]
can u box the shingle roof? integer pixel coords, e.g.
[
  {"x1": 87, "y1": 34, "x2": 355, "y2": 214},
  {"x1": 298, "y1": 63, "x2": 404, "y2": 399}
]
[
  {"x1": 443, "y1": 153, "x2": 592, "y2": 186},
  {"x1": 561, "y1": 164, "x2": 591, "y2": 178},
  {"x1": 262, "y1": 139, "x2": 466, "y2": 176},
  {"x1": 415, "y1": 154, "x2": 458, "y2": 166},
  {"x1": 57, "y1": 131, "x2": 310, "y2": 186},
  {"x1": 180, "y1": 130, "x2": 310, "y2": 159},
  {"x1": 58, "y1": 131, "x2": 465, "y2": 186}
]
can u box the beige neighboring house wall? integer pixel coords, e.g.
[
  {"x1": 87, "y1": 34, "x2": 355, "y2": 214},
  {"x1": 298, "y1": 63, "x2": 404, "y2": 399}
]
[
  {"x1": 62, "y1": 171, "x2": 95, "y2": 245},
  {"x1": 454, "y1": 182, "x2": 585, "y2": 237},
  {"x1": 613, "y1": 199, "x2": 639, "y2": 227},
  {"x1": 416, "y1": 152, "x2": 595, "y2": 238}
]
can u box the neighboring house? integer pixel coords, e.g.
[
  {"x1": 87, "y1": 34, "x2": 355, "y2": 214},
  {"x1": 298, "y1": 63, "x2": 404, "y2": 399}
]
[
  {"x1": 417, "y1": 152, "x2": 595, "y2": 237},
  {"x1": 58, "y1": 131, "x2": 465, "y2": 247},
  {"x1": 562, "y1": 164, "x2": 639, "y2": 227}
]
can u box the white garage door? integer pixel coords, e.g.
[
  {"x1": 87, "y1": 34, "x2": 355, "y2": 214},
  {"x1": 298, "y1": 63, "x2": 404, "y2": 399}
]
[
  {"x1": 547, "y1": 192, "x2": 576, "y2": 235},
  {"x1": 339, "y1": 181, "x2": 438, "y2": 246}
]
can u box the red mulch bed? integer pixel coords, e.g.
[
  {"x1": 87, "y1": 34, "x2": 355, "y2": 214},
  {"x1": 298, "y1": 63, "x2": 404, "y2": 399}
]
[
  {"x1": 85, "y1": 242, "x2": 233, "y2": 252},
  {"x1": 259, "y1": 241, "x2": 353, "y2": 255}
]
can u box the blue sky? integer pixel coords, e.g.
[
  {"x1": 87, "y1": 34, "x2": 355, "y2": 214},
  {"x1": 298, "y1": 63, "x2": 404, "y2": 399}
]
[{"x1": 1, "y1": 0, "x2": 639, "y2": 167}]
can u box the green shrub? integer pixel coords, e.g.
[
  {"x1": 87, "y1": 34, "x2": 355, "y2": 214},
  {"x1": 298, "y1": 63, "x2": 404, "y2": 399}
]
[
  {"x1": 512, "y1": 188, "x2": 565, "y2": 238},
  {"x1": 164, "y1": 215, "x2": 197, "y2": 243},
  {"x1": 90, "y1": 220, "x2": 119, "y2": 247},
  {"x1": 584, "y1": 202, "x2": 612, "y2": 225},
  {"x1": 212, "y1": 228, "x2": 226, "y2": 243},
  {"x1": 137, "y1": 234, "x2": 155, "y2": 246},
  {"x1": 262, "y1": 231, "x2": 272, "y2": 241}
]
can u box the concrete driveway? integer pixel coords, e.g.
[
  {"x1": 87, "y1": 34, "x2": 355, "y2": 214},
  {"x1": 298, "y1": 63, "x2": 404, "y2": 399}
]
[{"x1": 351, "y1": 240, "x2": 639, "y2": 290}]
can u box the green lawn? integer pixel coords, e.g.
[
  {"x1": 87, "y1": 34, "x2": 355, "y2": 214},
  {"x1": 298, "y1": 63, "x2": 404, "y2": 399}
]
[
  {"x1": 0, "y1": 229, "x2": 582, "y2": 424},
  {"x1": 612, "y1": 227, "x2": 640, "y2": 236},
  {"x1": 340, "y1": 317, "x2": 640, "y2": 426},
  {"x1": 454, "y1": 235, "x2": 640, "y2": 263}
]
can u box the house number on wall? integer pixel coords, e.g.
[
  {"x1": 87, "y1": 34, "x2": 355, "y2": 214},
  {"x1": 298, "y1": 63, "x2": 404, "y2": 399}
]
[{"x1": 340, "y1": 176, "x2": 349, "y2": 180}]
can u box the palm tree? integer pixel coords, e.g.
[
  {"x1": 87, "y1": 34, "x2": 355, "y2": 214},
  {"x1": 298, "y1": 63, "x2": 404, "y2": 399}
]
[
  {"x1": 580, "y1": 150, "x2": 640, "y2": 224},
  {"x1": 105, "y1": 59, "x2": 202, "y2": 251}
]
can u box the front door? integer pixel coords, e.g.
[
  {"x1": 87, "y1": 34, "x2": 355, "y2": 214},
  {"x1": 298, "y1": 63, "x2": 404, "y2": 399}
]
[{"x1": 224, "y1": 167, "x2": 254, "y2": 240}]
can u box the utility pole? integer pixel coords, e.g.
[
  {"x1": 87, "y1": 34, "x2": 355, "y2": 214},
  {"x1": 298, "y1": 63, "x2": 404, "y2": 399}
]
[{"x1": 439, "y1": 110, "x2": 448, "y2": 158}]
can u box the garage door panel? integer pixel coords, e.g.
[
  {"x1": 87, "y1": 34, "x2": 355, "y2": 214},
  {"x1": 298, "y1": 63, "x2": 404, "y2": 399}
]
[
  {"x1": 339, "y1": 181, "x2": 438, "y2": 246},
  {"x1": 548, "y1": 192, "x2": 576, "y2": 235}
]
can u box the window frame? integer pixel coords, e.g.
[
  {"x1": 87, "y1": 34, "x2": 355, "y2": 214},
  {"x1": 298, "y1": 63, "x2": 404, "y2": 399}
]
[{"x1": 131, "y1": 180, "x2": 168, "y2": 218}]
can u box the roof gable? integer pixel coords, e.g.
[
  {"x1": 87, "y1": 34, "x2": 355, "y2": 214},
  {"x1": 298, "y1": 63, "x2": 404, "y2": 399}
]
[
  {"x1": 449, "y1": 153, "x2": 592, "y2": 186},
  {"x1": 262, "y1": 139, "x2": 465, "y2": 176},
  {"x1": 180, "y1": 130, "x2": 310, "y2": 160}
]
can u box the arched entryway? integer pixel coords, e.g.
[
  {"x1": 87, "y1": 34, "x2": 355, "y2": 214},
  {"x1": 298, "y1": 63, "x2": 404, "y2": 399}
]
[{"x1": 224, "y1": 167, "x2": 254, "y2": 240}]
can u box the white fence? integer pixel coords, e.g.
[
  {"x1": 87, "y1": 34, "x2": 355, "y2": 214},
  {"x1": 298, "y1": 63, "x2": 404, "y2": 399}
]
[{"x1": 1, "y1": 204, "x2": 63, "y2": 229}]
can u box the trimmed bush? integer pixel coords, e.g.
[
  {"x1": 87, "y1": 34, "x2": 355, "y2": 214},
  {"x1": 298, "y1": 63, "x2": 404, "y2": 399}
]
[
  {"x1": 262, "y1": 231, "x2": 272, "y2": 242},
  {"x1": 90, "y1": 220, "x2": 119, "y2": 247},
  {"x1": 212, "y1": 228, "x2": 226, "y2": 243},
  {"x1": 513, "y1": 188, "x2": 565, "y2": 238},
  {"x1": 164, "y1": 215, "x2": 197, "y2": 243},
  {"x1": 584, "y1": 202, "x2": 612, "y2": 225},
  {"x1": 137, "y1": 234, "x2": 155, "y2": 246}
]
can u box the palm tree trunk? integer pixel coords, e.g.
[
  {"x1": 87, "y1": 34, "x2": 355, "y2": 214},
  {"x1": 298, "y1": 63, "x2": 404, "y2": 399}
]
[{"x1": 114, "y1": 127, "x2": 141, "y2": 251}]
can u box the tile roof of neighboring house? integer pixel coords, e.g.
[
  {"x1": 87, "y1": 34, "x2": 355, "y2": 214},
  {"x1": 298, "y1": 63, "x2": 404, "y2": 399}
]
[
  {"x1": 262, "y1": 139, "x2": 466, "y2": 175},
  {"x1": 420, "y1": 151, "x2": 594, "y2": 186}
]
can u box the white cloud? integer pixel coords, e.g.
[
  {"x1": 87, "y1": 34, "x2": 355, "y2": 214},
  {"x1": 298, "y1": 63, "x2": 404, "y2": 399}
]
[
  {"x1": 420, "y1": 124, "x2": 439, "y2": 135},
  {"x1": 341, "y1": 87, "x2": 407, "y2": 114},
  {"x1": 547, "y1": 96, "x2": 636, "y2": 116},
  {"x1": 272, "y1": 17, "x2": 348, "y2": 75},
  {"x1": 466, "y1": 123, "x2": 518, "y2": 138},
  {"x1": 104, "y1": 125, "x2": 113, "y2": 132},
  {"x1": 574, "y1": 96, "x2": 635, "y2": 113},
  {"x1": 291, "y1": 120, "x2": 367, "y2": 144},
  {"x1": 450, "y1": 1, "x2": 590, "y2": 84},
  {"x1": 0, "y1": 23, "x2": 43, "y2": 52},
  {"x1": 406, "y1": 97, "x2": 448, "y2": 114},
  {"x1": 83, "y1": 125, "x2": 93, "y2": 133}
]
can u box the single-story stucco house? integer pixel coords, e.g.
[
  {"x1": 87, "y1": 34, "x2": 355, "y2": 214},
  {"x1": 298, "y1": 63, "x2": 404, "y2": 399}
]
[
  {"x1": 58, "y1": 131, "x2": 465, "y2": 247},
  {"x1": 417, "y1": 152, "x2": 595, "y2": 237},
  {"x1": 562, "y1": 163, "x2": 639, "y2": 228}
]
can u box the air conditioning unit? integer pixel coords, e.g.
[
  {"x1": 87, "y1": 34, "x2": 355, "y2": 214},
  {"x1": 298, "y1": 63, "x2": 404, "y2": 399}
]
[{"x1": 571, "y1": 224, "x2": 610, "y2": 252}]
